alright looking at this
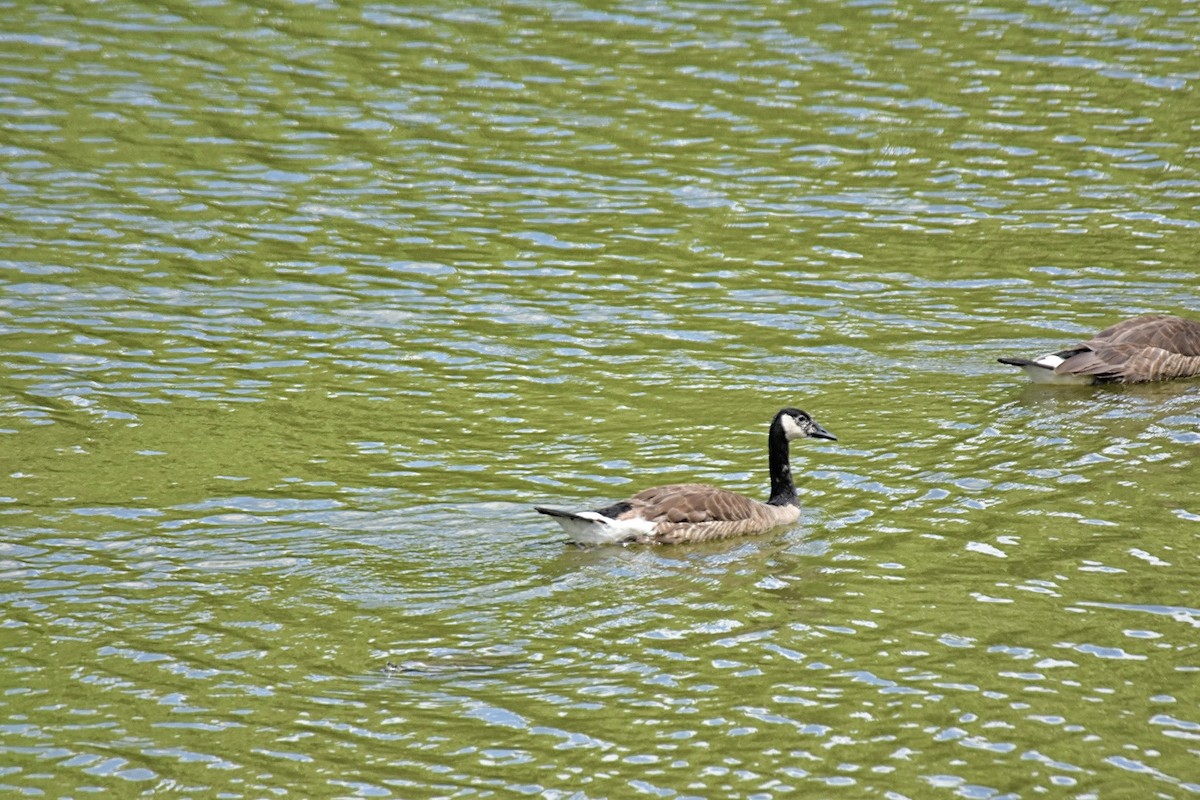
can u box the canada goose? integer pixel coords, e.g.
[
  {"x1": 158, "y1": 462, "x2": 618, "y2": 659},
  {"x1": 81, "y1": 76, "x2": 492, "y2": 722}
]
[
  {"x1": 535, "y1": 407, "x2": 836, "y2": 546},
  {"x1": 998, "y1": 314, "x2": 1200, "y2": 385}
]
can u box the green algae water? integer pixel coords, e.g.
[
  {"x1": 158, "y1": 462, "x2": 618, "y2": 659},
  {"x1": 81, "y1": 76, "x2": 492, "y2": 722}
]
[{"x1": 2, "y1": 1, "x2": 1198, "y2": 797}]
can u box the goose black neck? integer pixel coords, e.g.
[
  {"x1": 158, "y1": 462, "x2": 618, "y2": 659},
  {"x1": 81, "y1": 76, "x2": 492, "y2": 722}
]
[{"x1": 766, "y1": 417, "x2": 798, "y2": 507}]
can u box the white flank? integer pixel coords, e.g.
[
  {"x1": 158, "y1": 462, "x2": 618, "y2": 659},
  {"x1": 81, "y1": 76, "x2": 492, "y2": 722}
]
[
  {"x1": 549, "y1": 511, "x2": 656, "y2": 546},
  {"x1": 1021, "y1": 361, "x2": 1095, "y2": 385}
]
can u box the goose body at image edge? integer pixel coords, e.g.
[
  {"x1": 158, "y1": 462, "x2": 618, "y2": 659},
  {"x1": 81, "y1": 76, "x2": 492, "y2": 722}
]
[{"x1": 998, "y1": 314, "x2": 1200, "y2": 384}]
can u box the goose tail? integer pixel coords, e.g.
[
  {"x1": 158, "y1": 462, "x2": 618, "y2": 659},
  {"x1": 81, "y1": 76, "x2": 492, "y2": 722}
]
[
  {"x1": 997, "y1": 354, "x2": 1095, "y2": 385},
  {"x1": 533, "y1": 506, "x2": 654, "y2": 546},
  {"x1": 533, "y1": 506, "x2": 585, "y2": 521}
]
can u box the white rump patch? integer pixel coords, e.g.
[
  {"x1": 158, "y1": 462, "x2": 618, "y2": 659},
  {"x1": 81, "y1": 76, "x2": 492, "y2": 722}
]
[
  {"x1": 1033, "y1": 353, "x2": 1066, "y2": 369},
  {"x1": 1010, "y1": 352, "x2": 1094, "y2": 385}
]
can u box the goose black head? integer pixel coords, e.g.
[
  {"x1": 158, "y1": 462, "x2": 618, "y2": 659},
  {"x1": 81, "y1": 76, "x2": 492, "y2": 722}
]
[{"x1": 777, "y1": 407, "x2": 837, "y2": 442}]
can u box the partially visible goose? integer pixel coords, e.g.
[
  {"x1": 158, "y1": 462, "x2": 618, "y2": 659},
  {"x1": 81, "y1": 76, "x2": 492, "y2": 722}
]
[
  {"x1": 998, "y1": 314, "x2": 1200, "y2": 385},
  {"x1": 535, "y1": 407, "x2": 836, "y2": 546}
]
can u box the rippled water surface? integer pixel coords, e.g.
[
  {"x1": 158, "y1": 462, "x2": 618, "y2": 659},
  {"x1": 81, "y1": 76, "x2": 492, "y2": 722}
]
[{"x1": 3, "y1": 1, "x2": 1198, "y2": 797}]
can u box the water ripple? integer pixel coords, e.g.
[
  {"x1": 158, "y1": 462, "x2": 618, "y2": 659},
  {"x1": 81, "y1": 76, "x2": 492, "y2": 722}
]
[{"x1": 3, "y1": 1, "x2": 1199, "y2": 797}]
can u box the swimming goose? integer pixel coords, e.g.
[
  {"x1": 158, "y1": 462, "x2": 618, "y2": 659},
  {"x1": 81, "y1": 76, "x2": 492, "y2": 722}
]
[
  {"x1": 535, "y1": 407, "x2": 836, "y2": 546},
  {"x1": 998, "y1": 314, "x2": 1200, "y2": 385}
]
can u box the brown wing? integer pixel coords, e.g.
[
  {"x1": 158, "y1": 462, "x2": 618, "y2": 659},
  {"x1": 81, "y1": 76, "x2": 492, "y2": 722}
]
[
  {"x1": 622, "y1": 483, "x2": 762, "y2": 524},
  {"x1": 1083, "y1": 315, "x2": 1200, "y2": 355},
  {"x1": 1082, "y1": 345, "x2": 1200, "y2": 382},
  {"x1": 1064, "y1": 316, "x2": 1200, "y2": 382}
]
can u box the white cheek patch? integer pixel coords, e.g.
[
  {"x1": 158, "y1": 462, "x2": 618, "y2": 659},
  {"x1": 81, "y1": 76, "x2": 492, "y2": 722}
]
[{"x1": 781, "y1": 414, "x2": 806, "y2": 439}]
